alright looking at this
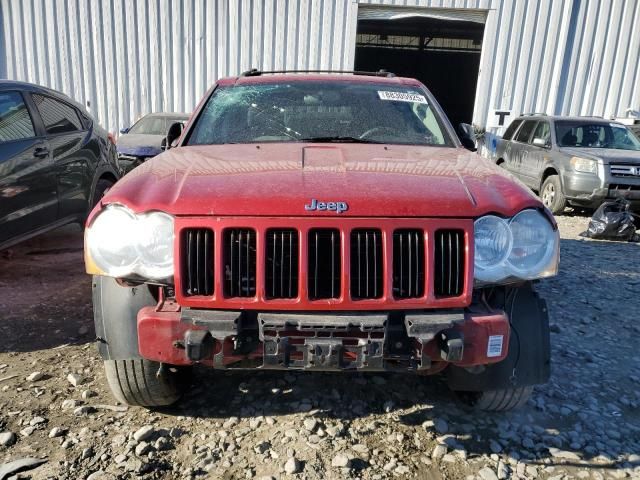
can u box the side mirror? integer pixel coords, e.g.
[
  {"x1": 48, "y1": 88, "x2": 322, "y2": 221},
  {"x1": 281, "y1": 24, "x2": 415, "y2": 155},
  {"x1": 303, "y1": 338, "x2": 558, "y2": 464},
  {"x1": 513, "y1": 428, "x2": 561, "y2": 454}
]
[
  {"x1": 120, "y1": 127, "x2": 129, "y2": 134},
  {"x1": 532, "y1": 137, "x2": 549, "y2": 148},
  {"x1": 164, "y1": 122, "x2": 183, "y2": 150},
  {"x1": 457, "y1": 123, "x2": 477, "y2": 151}
]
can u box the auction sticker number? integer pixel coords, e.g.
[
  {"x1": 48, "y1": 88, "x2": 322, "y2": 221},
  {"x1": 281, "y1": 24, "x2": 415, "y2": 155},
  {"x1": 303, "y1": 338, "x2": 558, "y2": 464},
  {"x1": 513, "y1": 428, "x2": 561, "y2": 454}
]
[
  {"x1": 487, "y1": 335, "x2": 504, "y2": 358},
  {"x1": 377, "y1": 91, "x2": 427, "y2": 104}
]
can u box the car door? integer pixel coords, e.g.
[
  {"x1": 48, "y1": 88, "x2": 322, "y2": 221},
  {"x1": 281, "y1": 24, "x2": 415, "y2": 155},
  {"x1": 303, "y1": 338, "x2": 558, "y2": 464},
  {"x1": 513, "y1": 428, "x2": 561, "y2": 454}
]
[
  {"x1": 522, "y1": 120, "x2": 551, "y2": 188},
  {"x1": 498, "y1": 119, "x2": 522, "y2": 173},
  {"x1": 510, "y1": 120, "x2": 538, "y2": 182},
  {"x1": 31, "y1": 93, "x2": 96, "y2": 221},
  {"x1": 0, "y1": 90, "x2": 57, "y2": 247}
]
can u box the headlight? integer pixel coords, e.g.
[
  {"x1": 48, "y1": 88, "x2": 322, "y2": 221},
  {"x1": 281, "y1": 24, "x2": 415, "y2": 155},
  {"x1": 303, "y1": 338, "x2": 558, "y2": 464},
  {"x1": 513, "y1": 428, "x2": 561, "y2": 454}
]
[
  {"x1": 86, "y1": 204, "x2": 174, "y2": 281},
  {"x1": 570, "y1": 156, "x2": 597, "y2": 174},
  {"x1": 474, "y1": 209, "x2": 559, "y2": 284}
]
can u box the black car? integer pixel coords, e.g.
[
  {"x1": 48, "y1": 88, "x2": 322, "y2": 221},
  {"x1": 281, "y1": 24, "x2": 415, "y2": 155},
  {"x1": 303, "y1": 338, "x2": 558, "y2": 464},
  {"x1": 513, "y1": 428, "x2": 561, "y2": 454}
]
[{"x1": 0, "y1": 81, "x2": 120, "y2": 250}]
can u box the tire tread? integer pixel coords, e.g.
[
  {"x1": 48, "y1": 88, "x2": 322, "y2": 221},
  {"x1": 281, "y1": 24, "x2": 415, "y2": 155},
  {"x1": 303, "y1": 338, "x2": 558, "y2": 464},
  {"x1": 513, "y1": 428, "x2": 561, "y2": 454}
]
[{"x1": 104, "y1": 359, "x2": 185, "y2": 407}]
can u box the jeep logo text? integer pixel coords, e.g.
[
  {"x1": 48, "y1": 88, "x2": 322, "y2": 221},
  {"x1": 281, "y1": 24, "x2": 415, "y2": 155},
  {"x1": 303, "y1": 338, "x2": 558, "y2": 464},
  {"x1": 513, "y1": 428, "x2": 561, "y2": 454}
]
[{"x1": 304, "y1": 199, "x2": 348, "y2": 214}]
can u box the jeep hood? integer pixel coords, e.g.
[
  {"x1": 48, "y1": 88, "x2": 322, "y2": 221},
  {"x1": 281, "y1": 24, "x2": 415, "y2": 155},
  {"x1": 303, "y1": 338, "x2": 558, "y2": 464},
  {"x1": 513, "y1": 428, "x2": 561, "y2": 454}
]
[
  {"x1": 559, "y1": 147, "x2": 640, "y2": 164},
  {"x1": 101, "y1": 144, "x2": 542, "y2": 218}
]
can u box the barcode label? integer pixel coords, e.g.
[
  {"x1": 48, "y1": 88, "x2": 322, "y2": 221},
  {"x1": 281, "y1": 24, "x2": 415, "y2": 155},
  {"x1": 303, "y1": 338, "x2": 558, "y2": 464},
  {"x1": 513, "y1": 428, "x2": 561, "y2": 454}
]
[
  {"x1": 487, "y1": 335, "x2": 504, "y2": 358},
  {"x1": 377, "y1": 91, "x2": 427, "y2": 104}
]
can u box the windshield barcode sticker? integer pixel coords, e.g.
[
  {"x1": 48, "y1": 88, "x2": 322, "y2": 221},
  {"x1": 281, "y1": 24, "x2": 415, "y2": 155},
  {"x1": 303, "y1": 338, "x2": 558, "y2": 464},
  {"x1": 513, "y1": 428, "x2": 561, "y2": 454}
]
[
  {"x1": 487, "y1": 335, "x2": 504, "y2": 358},
  {"x1": 377, "y1": 91, "x2": 427, "y2": 104}
]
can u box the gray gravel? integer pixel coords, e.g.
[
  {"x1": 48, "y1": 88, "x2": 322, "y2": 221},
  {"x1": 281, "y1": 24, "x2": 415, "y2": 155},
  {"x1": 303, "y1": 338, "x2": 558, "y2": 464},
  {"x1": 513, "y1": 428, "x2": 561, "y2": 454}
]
[{"x1": 0, "y1": 216, "x2": 639, "y2": 479}]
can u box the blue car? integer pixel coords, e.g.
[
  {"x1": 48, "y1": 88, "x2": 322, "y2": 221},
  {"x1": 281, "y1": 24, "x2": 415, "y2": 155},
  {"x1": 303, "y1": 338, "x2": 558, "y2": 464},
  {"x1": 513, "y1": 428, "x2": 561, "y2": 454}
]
[{"x1": 117, "y1": 112, "x2": 189, "y2": 173}]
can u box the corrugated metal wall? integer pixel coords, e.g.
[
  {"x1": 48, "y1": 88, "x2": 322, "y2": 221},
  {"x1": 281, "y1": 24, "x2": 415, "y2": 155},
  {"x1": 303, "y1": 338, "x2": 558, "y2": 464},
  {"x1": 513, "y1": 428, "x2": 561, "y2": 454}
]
[{"x1": 1, "y1": 0, "x2": 639, "y2": 135}]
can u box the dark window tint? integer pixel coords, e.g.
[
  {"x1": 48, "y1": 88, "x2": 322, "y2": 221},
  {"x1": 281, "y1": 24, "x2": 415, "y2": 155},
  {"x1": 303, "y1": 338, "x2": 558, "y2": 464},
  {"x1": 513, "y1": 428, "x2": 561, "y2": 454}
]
[
  {"x1": 0, "y1": 92, "x2": 35, "y2": 142},
  {"x1": 502, "y1": 119, "x2": 522, "y2": 140},
  {"x1": 531, "y1": 121, "x2": 550, "y2": 145},
  {"x1": 33, "y1": 94, "x2": 83, "y2": 134},
  {"x1": 514, "y1": 120, "x2": 537, "y2": 143}
]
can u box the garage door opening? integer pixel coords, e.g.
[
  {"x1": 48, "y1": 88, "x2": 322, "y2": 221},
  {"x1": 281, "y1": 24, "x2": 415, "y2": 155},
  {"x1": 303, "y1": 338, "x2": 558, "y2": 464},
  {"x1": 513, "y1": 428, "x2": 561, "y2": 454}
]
[{"x1": 354, "y1": 8, "x2": 486, "y2": 129}]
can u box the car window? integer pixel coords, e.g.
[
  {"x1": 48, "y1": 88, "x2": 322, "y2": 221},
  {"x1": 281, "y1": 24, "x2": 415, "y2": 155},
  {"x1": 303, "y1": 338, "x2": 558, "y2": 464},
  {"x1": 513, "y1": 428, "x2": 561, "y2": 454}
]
[
  {"x1": 32, "y1": 94, "x2": 84, "y2": 135},
  {"x1": 531, "y1": 121, "x2": 550, "y2": 145},
  {"x1": 555, "y1": 121, "x2": 640, "y2": 150},
  {"x1": 129, "y1": 116, "x2": 169, "y2": 135},
  {"x1": 187, "y1": 82, "x2": 453, "y2": 146},
  {"x1": 514, "y1": 120, "x2": 537, "y2": 143},
  {"x1": 502, "y1": 119, "x2": 522, "y2": 140},
  {"x1": 0, "y1": 91, "x2": 36, "y2": 142}
]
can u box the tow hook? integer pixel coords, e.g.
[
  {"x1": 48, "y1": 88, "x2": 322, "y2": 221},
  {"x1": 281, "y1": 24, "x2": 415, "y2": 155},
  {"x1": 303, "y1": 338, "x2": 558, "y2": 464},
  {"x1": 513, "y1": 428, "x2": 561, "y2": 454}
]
[
  {"x1": 184, "y1": 330, "x2": 214, "y2": 362},
  {"x1": 438, "y1": 329, "x2": 464, "y2": 362}
]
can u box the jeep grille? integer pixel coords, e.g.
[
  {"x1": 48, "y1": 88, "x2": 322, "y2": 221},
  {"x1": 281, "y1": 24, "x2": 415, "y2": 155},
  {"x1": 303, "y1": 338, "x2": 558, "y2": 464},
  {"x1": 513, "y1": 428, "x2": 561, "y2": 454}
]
[
  {"x1": 182, "y1": 228, "x2": 214, "y2": 296},
  {"x1": 177, "y1": 218, "x2": 470, "y2": 309}
]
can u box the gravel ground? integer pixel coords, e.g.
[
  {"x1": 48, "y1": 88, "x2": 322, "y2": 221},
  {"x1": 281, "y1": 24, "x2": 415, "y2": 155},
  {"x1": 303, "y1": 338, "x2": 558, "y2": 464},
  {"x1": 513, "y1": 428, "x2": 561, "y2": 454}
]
[{"x1": 1, "y1": 216, "x2": 639, "y2": 480}]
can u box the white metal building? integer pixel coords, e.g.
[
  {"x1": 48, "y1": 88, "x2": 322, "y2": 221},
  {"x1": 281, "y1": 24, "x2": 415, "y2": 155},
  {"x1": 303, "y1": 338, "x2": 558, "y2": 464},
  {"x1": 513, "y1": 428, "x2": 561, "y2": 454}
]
[{"x1": 1, "y1": 0, "x2": 639, "y2": 146}]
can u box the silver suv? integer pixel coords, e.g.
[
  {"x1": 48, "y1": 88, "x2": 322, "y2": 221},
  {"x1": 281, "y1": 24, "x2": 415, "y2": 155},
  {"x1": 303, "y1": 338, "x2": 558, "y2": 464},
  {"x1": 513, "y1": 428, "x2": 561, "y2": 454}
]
[{"x1": 495, "y1": 114, "x2": 640, "y2": 214}]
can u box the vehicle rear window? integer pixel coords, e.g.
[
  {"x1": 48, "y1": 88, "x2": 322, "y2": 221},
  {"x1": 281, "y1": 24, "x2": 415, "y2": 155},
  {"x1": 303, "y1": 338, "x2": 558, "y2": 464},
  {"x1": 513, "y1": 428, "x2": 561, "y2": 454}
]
[
  {"x1": 0, "y1": 91, "x2": 35, "y2": 142},
  {"x1": 32, "y1": 94, "x2": 84, "y2": 135},
  {"x1": 514, "y1": 120, "x2": 537, "y2": 143},
  {"x1": 502, "y1": 119, "x2": 522, "y2": 140},
  {"x1": 187, "y1": 81, "x2": 454, "y2": 147}
]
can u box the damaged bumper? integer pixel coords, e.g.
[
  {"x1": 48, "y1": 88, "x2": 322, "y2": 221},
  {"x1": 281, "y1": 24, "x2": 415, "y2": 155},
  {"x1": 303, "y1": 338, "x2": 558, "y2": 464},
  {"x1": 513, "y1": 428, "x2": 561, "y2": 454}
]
[{"x1": 137, "y1": 302, "x2": 510, "y2": 372}]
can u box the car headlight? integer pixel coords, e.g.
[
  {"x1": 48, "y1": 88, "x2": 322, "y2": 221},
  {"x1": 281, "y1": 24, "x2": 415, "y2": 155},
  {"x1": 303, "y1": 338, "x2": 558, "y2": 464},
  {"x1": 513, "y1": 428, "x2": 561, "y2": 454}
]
[
  {"x1": 570, "y1": 156, "x2": 597, "y2": 174},
  {"x1": 86, "y1": 204, "x2": 174, "y2": 281},
  {"x1": 474, "y1": 209, "x2": 559, "y2": 284}
]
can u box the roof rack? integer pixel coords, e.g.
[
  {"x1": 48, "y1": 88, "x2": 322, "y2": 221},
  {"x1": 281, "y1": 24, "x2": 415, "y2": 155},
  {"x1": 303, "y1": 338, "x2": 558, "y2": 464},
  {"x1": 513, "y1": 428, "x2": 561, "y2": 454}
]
[
  {"x1": 522, "y1": 112, "x2": 548, "y2": 116},
  {"x1": 239, "y1": 69, "x2": 396, "y2": 78}
]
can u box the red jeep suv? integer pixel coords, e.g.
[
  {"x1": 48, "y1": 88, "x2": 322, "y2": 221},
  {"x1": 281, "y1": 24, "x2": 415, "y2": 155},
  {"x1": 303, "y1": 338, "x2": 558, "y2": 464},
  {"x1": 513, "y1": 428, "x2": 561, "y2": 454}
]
[{"x1": 85, "y1": 71, "x2": 559, "y2": 411}]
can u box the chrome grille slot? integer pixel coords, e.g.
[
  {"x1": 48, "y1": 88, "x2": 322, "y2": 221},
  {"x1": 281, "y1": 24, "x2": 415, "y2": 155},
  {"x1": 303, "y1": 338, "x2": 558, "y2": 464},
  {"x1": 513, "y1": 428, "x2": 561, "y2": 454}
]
[
  {"x1": 265, "y1": 229, "x2": 299, "y2": 299},
  {"x1": 223, "y1": 228, "x2": 256, "y2": 297},
  {"x1": 350, "y1": 229, "x2": 383, "y2": 299},
  {"x1": 392, "y1": 229, "x2": 424, "y2": 298},
  {"x1": 434, "y1": 229, "x2": 464, "y2": 297},
  {"x1": 308, "y1": 228, "x2": 341, "y2": 300},
  {"x1": 182, "y1": 228, "x2": 214, "y2": 296},
  {"x1": 610, "y1": 164, "x2": 640, "y2": 177}
]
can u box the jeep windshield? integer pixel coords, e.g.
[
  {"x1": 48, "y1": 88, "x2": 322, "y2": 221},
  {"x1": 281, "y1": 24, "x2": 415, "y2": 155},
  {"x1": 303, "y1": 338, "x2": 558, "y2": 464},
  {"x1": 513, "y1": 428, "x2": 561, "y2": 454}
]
[
  {"x1": 186, "y1": 81, "x2": 454, "y2": 146},
  {"x1": 555, "y1": 121, "x2": 640, "y2": 151}
]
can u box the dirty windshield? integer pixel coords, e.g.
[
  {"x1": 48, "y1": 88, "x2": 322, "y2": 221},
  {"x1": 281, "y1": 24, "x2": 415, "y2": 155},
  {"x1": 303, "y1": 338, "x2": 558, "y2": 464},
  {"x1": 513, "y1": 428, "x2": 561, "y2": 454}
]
[
  {"x1": 555, "y1": 121, "x2": 640, "y2": 151},
  {"x1": 187, "y1": 81, "x2": 453, "y2": 146}
]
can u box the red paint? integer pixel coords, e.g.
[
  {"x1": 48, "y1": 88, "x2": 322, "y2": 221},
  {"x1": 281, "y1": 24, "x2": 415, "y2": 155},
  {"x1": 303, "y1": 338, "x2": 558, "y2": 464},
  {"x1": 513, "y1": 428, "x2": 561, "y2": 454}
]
[
  {"x1": 136, "y1": 303, "x2": 509, "y2": 369},
  {"x1": 173, "y1": 216, "x2": 474, "y2": 311},
  {"x1": 98, "y1": 144, "x2": 541, "y2": 220}
]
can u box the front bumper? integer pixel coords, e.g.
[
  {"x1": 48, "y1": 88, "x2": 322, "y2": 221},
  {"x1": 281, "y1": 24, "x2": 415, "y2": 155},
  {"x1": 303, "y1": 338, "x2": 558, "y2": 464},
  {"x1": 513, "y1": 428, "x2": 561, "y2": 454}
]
[
  {"x1": 137, "y1": 301, "x2": 510, "y2": 372},
  {"x1": 563, "y1": 171, "x2": 640, "y2": 209}
]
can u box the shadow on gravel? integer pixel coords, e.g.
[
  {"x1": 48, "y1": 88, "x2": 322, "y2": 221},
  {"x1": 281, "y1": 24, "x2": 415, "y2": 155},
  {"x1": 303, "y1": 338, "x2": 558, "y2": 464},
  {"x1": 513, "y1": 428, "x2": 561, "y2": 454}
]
[
  {"x1": 0, "y1": 224, "x2": 94, "y2": 352},
  {"x1": 160, "y1": 364, "x2": 640, "y2": 472}
]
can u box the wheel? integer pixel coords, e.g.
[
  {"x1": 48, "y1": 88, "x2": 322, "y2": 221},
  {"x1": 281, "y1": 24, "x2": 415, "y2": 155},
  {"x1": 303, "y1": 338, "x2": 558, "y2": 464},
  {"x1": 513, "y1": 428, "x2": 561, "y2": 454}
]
[
  {"x1": 91, "y1": 178, "x2": 114, "y2": 209},
  {"x1": 456, "y1": 386, "x2": 533, "y2": 411},
  {"x1": 540, "y1": 175, "x2": 566, "y2": 214},
  {"x1": 104, "y1": 358, "x2": 189, "y2": 407},
  {"x1": 447, "y1": 284, "x2": 550, "y2": 412}
]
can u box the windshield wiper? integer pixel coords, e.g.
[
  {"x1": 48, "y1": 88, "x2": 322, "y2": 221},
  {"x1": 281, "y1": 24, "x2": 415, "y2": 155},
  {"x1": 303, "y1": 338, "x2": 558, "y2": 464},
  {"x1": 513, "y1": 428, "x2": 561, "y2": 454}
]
[{"x1": 298, "y1": 136, "x2": 384, "y2": 144}]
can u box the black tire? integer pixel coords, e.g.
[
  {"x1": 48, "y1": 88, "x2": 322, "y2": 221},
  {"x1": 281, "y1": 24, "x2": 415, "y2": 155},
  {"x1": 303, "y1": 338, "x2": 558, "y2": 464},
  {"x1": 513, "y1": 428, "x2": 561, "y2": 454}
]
[
  {"x1": 456, "y1": 386, "x2": 533, "y2": 411},
  {"x1": 447, "y1": 284, "x2": 550, "y2": 412},
  {"x1": 540, "y1": 175, "x2": 566, "y2": 214},
  {"x1": 91, "y1": 178, "x2": 113, "y2": 209},
  {"x1": 104, "y1": 358, "x2": 188, "y2": 407}
]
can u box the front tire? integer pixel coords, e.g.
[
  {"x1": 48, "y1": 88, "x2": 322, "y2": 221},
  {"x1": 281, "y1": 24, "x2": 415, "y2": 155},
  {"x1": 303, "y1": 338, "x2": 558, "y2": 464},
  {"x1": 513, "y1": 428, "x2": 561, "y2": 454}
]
[
  {"x1": 447, "y1": 284, "x2": 550, "y2": 411},
  {"x1": 540, "y1": 175, "x2": 566, "y2": 215},
  {"x1": 456, "y1": 386, "x2": 533, "y2": 411},
  {"x1": 104, "y1": 359, "x2": 188, "y2": 407}
]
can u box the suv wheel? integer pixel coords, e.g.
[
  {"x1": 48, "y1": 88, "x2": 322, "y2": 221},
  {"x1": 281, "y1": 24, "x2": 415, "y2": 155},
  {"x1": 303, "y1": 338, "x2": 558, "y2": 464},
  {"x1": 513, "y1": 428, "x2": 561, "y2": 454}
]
[
  {"x1": 540, "y1": 175, "x2": 566, "y2": 214},
  {"x1": 91, "y1": 178, "x2": 114, "y2": 209},
  {"x1": 104, "y1": 359, "x2": 189, "y2": 407},
  {"x1": 456, "y1": 386, "x2": 533, "y2": 411}
]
